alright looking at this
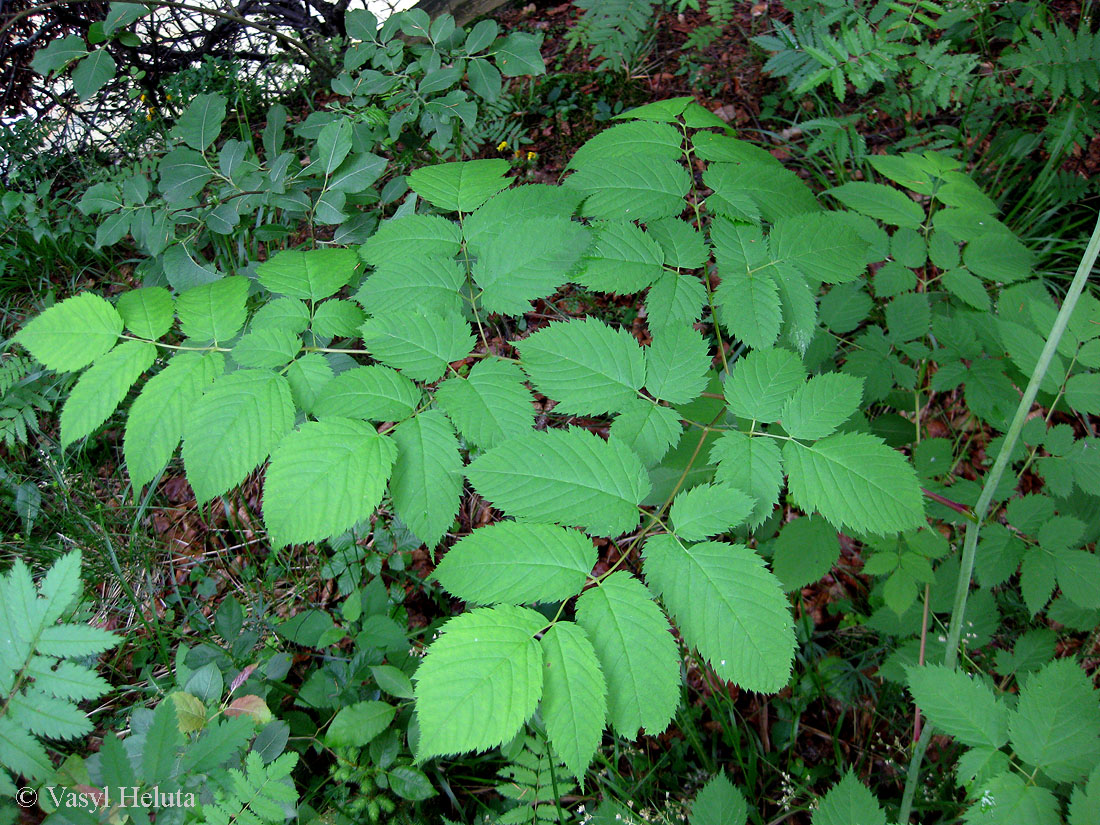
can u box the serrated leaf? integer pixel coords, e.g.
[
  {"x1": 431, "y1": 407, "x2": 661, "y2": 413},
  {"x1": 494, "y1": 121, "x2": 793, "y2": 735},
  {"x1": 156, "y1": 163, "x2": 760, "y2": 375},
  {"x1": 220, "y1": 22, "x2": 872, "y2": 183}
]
[
  {"x1": 689, "y1": 773, "x2": 748, "y2": 825},
  {"x1": 414, "y1": 605, "x2": 544, "y2": 759},
  {"x1": 770, "y1": 213, "x2": 868, "y2": 283},
  {"x1": 312, "y1": 364, "x2": 420, "y2": 422},
  {"x1": 567, "y1": 120, "x2": 683, "y2": 169},
  {"x1": 1066, "y1": 373, "x2": 1100, "y2": 415},
  {"x1": 359, "y1": 214, "x2": 462, "y2": 267},
  {"x1": 724, "y1": 348, "x2": 805, "y2": 423},
  {"x1": 173, "y1": 93, "x2": 226, "y2": 152},
  {"x1": 710, "y1": 431, "x2": 784, "y2": 528},
  {"x1": 472, "y1": 217, "x2": 590, "y2": 315},
  {"x1": 943, "y1": 268, "x2": 990, "y2": 311},
  {"x1": 811, "y1": 771, "x2": 886, "y2": 825},
  {"x1": 539, "y1": 622, "x2": 607, "y2": 782},
  {"x1": 256, "y1": 248, "x2": 359, "y2": 301},
  {"x1": 609, "y1": 402, "x2": 683, "y2": 467},
  {"x1": 311, "y1": 299, "x2": 364, "y2": 338},
  {"x1": 714, "y1": 268, "x2": 782, "y2": 351},
  {"x1": 60, "y1": 340, "x2": 155, "y2": 446},
  {"x1": 232, "y1": 328, "x2": 300, "y2": 368},
  {"x1": 7, "y1": 690, "x2": 91, "y2": 739},
  {"x1": 13, "y1": 292, "x2": 122, "y2": 372},
  {"x1": 825, "y1": 181, "x2": 924, "y2": 229},
  {"x1": 964, "y1": 773, "x2": 1060, "y2": 825},
  {"x1": 360, "y1": 310, "x2": 473, "y2": 382},
  {"x1": 463, "y1": 185, "x2": 583, "y2": 253},
  {"x1": 644, "y1": 537, "x2": 794, "y2": 692},
  {"x1": 326, "y1": 701, "x2": 395, "y2": 747},
  {"x1": 703, "y1": 160, "x2": 819, "y2": 223},
  {"x1": 407, "y1": 160, "x2": 511, "y2": 212},
  {"x1": 644, "y1": 325, "x2": 711, "y2": 404},
  {"x1": 574, "y1": 221, "x2": 664, "y2": 294},
  {"x1": 783, "y1": 433, "x2": 924, "y2": 535},
  {"x1": 575, "y1": 572, "x2": 678, "y2": 736},
  {"x1": 780, "y1": 373, "x2": 863, "y2": 440},
  {"x1": 517, "y1": 317, "x2": 644, "y2": 414},
  {"x1": 466, "y1": 427, "x2": 650, "y2": 537},
  {"x1": 646, "y1": 270, "x2": 707, "y2": 332},
  {"x1": 116, "y1": 287, "x2": 174, "y2": 339},
  {"x1": 907, "y1": 664, "x2": 1009, "y2": 748},
  {"x1": 669, "y1": 484, "x2": 754, "y2": 541},
  {"x1": 435, "y1": 357, "x2": 534, "y2": 448},
  {"x1": 0, "y1": 716, "x2": 53, "y2": 780},
  {"x1": 389, "y1": 410, "x2": 463, "y2": 548},
  {"x1": 565, "y1": 156, "x2": 690, "y2": 222},
  {"x1": 125, "y1": 352, "x2": 223, "y2": 488},
  {"x1": 176, "y1": 276, "x2": 249, "y2": 343},
  {"x1": 182, "y1": 370, "x2": 294, "y2": 502},
  {"x1": 646, "y1": 218, "x2": 708, "y2": 269},
  {"x1": 36, "y1": 624, "x2": 118, "y2": 657},
  {"x1": 433, "y1": 522, "x2": 594, "y2": 605},
  {"x1": 23, "y1": 659, "x2": 110, "y2": 702},
  {"x1": 263, "y1": 418, "x2": 397, "y2": 547},
  {"x1": 356, "y1": 257, "x2": 465, "y2": 318},
  {"x1": 771, "y1": 516, "x2": 839, "y2": 591}
]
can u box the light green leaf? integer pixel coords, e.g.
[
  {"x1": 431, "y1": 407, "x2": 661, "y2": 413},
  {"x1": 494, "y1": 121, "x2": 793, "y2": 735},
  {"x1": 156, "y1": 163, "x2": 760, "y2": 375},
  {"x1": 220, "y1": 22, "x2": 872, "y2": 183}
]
[
  {"x1": 907, "y1": 664, "x2": 1009, "y2": 748},
  {"x1": 811, "y1": 771, "x2": 887, "y2": 825},
  {"x1": 1066, "y1": 373, "x2": 1100, "y2": 415},
  {"x1": 389, "y1": 411, "x2": 463, "y2": 548},
  {"x1": 466, "y1": 427, "x2": 650, "y2": 537},
  {"x1": 182, "y1": 370, "x2": 294, "y2": 502},
  {"x1": 24, "y1": 659, "x2": 109, "y2": 703},
  {"x1": 328, "y1": 152, "x2": 386, "y2": 193},
  {"x1": 669, "y1": 484, "x2": 754, "y2": 541},
  {"x1": 414, "y1": 605, "x2": 544, "y2": 759},
  {"x1": 0, "y1": 717, "x2": 56, "y2": 780},
  {"x1": 565, "y1": 156, "x2": 691, "y2": 222},
  {"x1": 356, "y1": 257, "x2": 465, "y2": 318},
  {"x1": 517, "y1": 317, "x2": 645, "y2": 414},
  {"x1": 286, "y1": 353, "x2": 333, "y2": 414},
  {"x1": 312, "y1": 365, "x2": 420, "y2": 422},
  {"x1": 173, "y1": 93, "x2": 226, "y2": 151},
  {"x1": 644, "y1": 537, "x2": 794, "y2": 692},
  {"x1": 8, "y1": 689, "x2": 91, "y2": 739},
  {"x1": 60, "y1": 341, "x2": 155, "y2": 446},
  {"x1": 116, "y1": 287, "x2": 173, "y2": 339},
  {"x1": 36, "y1": 624, "x2": 117, "y2": 658},
  {"x1": 311, "y1": 299, "x2": 364, "y2": 338},
  {"x1": 360, "y1": 310, "x2": 473, "y2": 383},
  {"x1": 963, "y1": 773, "x2": 1060, "y2": 825},
  {"x1": 407, "y1": 160, "x2": 511, "y2": 212},
  {"x1": 780, "y1": 373, "x2": 863, "y2": 440},
  {"x1": 435, "y1": 357, "x2": 535, "y2": 448},
  {"x1": 256, "y1": 248, "x2": 359, "y2": 301},
  {"x1": 703, "y1": 160, "x2": 820, "y2": 223},
  {"x1": 575, "y1": 572, "x2": 678, "y2": 736},
  {"x1": 263, "y1": 418, "x2": 397, "y2": 547},
  {"x1": 325, "y1": 701, "x2": 395, "y2": 747},
  {"x1": 316, "y1": 119, "x2": 353, "y2": 175},
  {"x1": 125, "y1": 352, "x2": 224, "y2": 488},
  {"x1": 359, "y1": 214, "x2": 462, "y2": 267},
  {"x1": 472, "y1": 217, "x2": 590, "y2": 315},
  {"x1": 710, "y1": 431, "x2": 784, "y2": 528},
  {"x1": 574, "y1": 221, "x2": 664, "y2": 294},
  {"x1": 567, "y1": 120, "x2": 683, "y2": 169},
  {"x1": 644, "y1": 325, "x2": 711, "y2": 404},
  {"x1": 689, "y1": 773, "x2": 748, "y2": 825},
  {"x1": 433, "y1": 522, "x2": 594, "y2": 605},
  {"x1": 13, "y1": 292, "x2": 123, "y2": 372},
  {"x1": 724, "y1": 347, "x2": 805, "y2": 423},
  {"x1": 176, "y1": 276, "x2": 249, "y2": 343},
  {"x1": 714, "y1": 269, "x2": 782, "y2": 351},
  {"x1": 492, "y1": 31, "x2": 545, "y2": 76},
  {"x1": 825, "y1": 182, "x2": 925, "y2": 229},
  {"x1": 943, "y1": 268, "x2": 990, "y2": 311},
  {"x1": 231, "y1": 328, "x2": 300, "y2": 368},
  {"x1": 646, "y1": 270, "x2": 707, "y2": 332},
  {"x1": 158, "y1": 147, "x2": 212, "y2": 203},
  {"x1": 609, "y1": 402, "x2": 683, "y2": 467},
  {"x1": 463, "y1": 184, "x2": 583, "y2": 253},
  {"x1": 539, "y1": 622, "x2": 607, "y2": 782},
  {"x1": 782, "y1": 433, "x2": 926, "y2": 535},
  {"x1": 31, "y1": 35, "x2": 87, "y2": 75},
  {"x1": 771, "y1": 516, "x2": 839, "y2": 591},
  {"x1": 770, "y1": 213, "x2": 867, "y2": 284},
  {"x1": 72, "y1": 49, "x2": 115, "y2": 101},
  {"x1": 646, "y1": 218, "x2": 708, "y2": 269}
]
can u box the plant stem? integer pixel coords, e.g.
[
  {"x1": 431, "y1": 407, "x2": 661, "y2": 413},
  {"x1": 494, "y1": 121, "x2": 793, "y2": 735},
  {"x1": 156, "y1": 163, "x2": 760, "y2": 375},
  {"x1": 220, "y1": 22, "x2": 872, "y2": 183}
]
[{"x1": 897, "y1": 211, "x2": 1100, "y2": 823}]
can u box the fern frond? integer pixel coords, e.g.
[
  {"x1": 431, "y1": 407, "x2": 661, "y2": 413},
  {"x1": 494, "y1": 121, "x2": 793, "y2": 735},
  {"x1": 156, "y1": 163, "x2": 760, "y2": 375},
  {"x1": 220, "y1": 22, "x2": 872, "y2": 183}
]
[
  {"x1": 568, "y1": 0, "x2": 659, "y2": 71},
  {"x1": 1001, "y1": 21, "x2": 1100, "y2": 100},
  {"x1": 495, "y1": 736, "x2": 575, "y2": 825}
]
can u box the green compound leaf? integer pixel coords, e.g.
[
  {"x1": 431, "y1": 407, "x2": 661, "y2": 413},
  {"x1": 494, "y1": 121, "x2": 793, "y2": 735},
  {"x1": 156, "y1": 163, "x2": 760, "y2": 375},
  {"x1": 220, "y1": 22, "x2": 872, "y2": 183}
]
[
  {"x1": 176, "y1": 276, "x2": 249, "y2": 344},
  {"x1": 824, "y1": 181, "x2": 925, "y2": 229},
  {"x1": 463, "y1": 185, "x2": 583, "y2": 253},
  {"x1": 172, "y1": 93, "x2": 226, "y2": 152},
  {"x1": 231, "y1": 329, "x2": 301, "y2": 369},
  {"x1": 116, "y1": 287, "x2": 174, "y2": 339},
  {"x1": 811, "y1": 771, "x2": 887, "y2": 825},
  {"x1": 389, "y1": 411, "x2": 464, "y2": 549},
  {"x1": 906, "y1": 664, "x2": 1009, "y2": 749},
  {"x1": 312, "y1": 365, "x2": 420, "y2": 422},
  {"x1": 710, "y1": 431, "x2": 784, "y2": 529},
  {"x1": 125, "y1": 352, "x2": 224, "y2": 488},
  {"x1": 779, "y1": 373, "x2": 863, "y2": 440},
  {"x1": 539, "y1": 622, "x2": 608, "y2": 782},
  {"x1": 644, "y1": 325, "x2": 711, "y2": 404},
  {"x1": 182, "y1": 370, "x2": 294, "y2": 502},
  {"x1": 689, "y1": 773, "x2": 748, "y2": 825},
  {"x1": 356, "y1": 257, "x2": 465, "y2": 318},
  {"x1": 1066, "y1": 373, "x2": 1100, "y2": 415},
  {"x1": 466, "y1": 427, "x2": 650, "y2": 537},
  {"x1": 407, "y1": 159, "x2": 511, "y2": 212},
  {"x1": 713, "y1": 269, "x2": 782, "y2": 351},
  {"x1": 783, "y1": 432, "x2": 926, "y2": 535},
  {"x1": 249, "y1": 297, "x2": 310, "y2": 334},
  {"x1": 575, "y1": 572, "x2": 679, "y2": 737},
  {"x1": 433, "y1": 522, "x2": 595, "y2": 605},
  {"x1": 325, "y1": 701, "x2": 395, "y2": 748},
  {"x1": 771, "y1": 516, "x2": 840, "y2": 592},
  {"x1": 703, "y1": 160, "x2": 820, "y2": 223},
  {"x1": 644, "y1": 537, "x2": 794, "y2": 693},
  {"x1": 13, "y1": 292, "x2": 123, "y2": 372},
  {"x1": 610, "y1": 401, "x2": 683, "y2": 467},
  {"x1": 263, "y1": 417, "x2": 397, "y2": 547},
  {"x1": 565, "y1": 156, "x2": 691, "y2": 223},
  {"x1": 256, "y1": 248, "x2": 359, "y2": 302},
  {"x1": 60, "y1": 341, "x2": 155, "y2": 447},
  {"x1": 724, "y1": 347, "x2": 806, "y2": 423},
  {"x1": 567, "y1": 120, "x2": 683, "y2": 170},
  {"x1": 435, "y1": 357, "x2": 535, "y2": 448},
  {"x1": 769, "y1": 213, "x2": 868, "y2": 284},
  {"x1": 472, "y1": 217, "x2": 590, "y2": 315},
  {"x1": 669, "y1": 484, "x2": 754, "y2": 541},
  {"x1": 1009, "y1": 658, "x2": 1100, "y2": 783},
  {"x1": 359, "y1": 214, "x2": 462, "y2": 267},
  {"x1": 574, "y1": 221, "x2": 664, "y2": 294},
  {"x1": 414, "y1": 604, "x2": 544, "y2": 760},
  {"x1": 360, "y1": 310, "x2": 474, "y2": 383},
  {"x1": 517, "y1": 317, "x2": 645, "y2": 415}
]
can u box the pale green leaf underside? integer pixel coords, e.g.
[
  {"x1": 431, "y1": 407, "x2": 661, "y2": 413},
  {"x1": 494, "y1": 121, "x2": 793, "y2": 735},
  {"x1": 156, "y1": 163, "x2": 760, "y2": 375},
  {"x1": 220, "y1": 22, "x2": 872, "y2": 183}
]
[
  {"x1": 312, "y1": 364, "x2": 420, "y2": 422},
  {"x1": 360, "y1": 310, "x2": 474, "y2": 383},
  {"x1": 389, "y1": 410, "x2": 464, "y2": 548},
  {"x1": 435, "y1": 357, "x2": 535, "y2": 448},
  {"x1": 61, "y1": 341, "x2": 155, "y2": 447},
  {"x1": 539, "y1": 622, "x2": 608, "y2": 782},
  {"x1": 13, "y1": 292, "x2": 122, "y2": 372}
]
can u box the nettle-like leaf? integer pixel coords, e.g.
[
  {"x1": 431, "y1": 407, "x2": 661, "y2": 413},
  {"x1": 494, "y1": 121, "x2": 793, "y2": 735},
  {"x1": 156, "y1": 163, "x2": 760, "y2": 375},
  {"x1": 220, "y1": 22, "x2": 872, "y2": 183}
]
[
  {"x1": 811, "y1": 771, "x2": 887, "y2": 825},
  {"x1": 312, "y1": 364, "x2": 420, "y2": 422},
  {"x1": 644, "y1": 325, "x2": 711, "y2": 405},
  {"x1": 779, "y1": 373, "x2": 863, "y2": 440},
  {"x1": 13, "y1": 292, "x2": 122, "y2": 372},
  {"x1": 60, "y1": 341, "x2": 156, "y2": 446},
  {"x1": 256, "y1": 248, "x2": 359, "y2": 301},
  {"x1": 356, "y1": 257, "x2": 465, "y2": 318},
  {"x1": 435, "y1": 357, "x2": 535, "y2": 448},
  {"x1": 724, "y1": 347, "x2": 806, "y2": 423},
  {"x1": 465, "y1": 427, "x2": 650, "y2": 537},
  {"x1": 710, "y1": 431, "x2": 784, "y2": 529},
  {"x1": 359, "y1": 214, "x2": 462, "y2": 267},
  {"x1": 610, "y1": 401, "x2": 684, "y2": 467},
  {"x1": 689, "y1": 773, "x2": 749, "y2": 825},
  {"x1": 907, "y1": 664, "x2": 1009, "y2": 749},
  {"x1": 407, "y1": 158, "x2": 511, "y2": 212},
  {"x1": 668, "y1": 483, "x2": 754, "y2": 541},
  {"x1": 644, "y1": 536, "x2": 795, "y2": 693},
  {"x1": 413, "y1": 604, "x2": 545, "y2": 760},
  {"x1": 574, "y1": 220, "x2": 664, "y2": 294},
  {"x1": 388, "y1": 410, "x2": 464, "y2": 548},
  {"x1": 566, "y1": 155, "x2": 691, "y2": 222},
  {"x1": 360, "y1": 310, "x2": 474, "y2": 382}
]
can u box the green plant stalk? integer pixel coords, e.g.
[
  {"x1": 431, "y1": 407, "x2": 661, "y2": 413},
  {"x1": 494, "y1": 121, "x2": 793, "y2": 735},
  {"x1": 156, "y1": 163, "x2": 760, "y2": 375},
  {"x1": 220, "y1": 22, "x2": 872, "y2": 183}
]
[{"x1": 897, "y1": 209, "x2": 1100, "y2": 823}]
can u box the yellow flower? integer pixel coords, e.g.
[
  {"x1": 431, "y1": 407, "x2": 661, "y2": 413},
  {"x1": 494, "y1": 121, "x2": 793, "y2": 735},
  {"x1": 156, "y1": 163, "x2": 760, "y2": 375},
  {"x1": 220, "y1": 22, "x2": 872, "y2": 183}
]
[
  {"x1": 513, "y1": 149, "x2": 521, "y2": 158},
  {"x1": 139, "y1": 93, "x2": 146, "y2": 102},
  {"x1": 527, "y1": 151, "x2": 537, "y2": 161},
  {"x1": 497, "y1": 140, "x2": 508, "y2": 152},
  {"x1": 146, "y1": 113, "x2": 152, "y2": 122},
  {"x1": 165, "y1": 94, "x2": 172, "y2": 101}
]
